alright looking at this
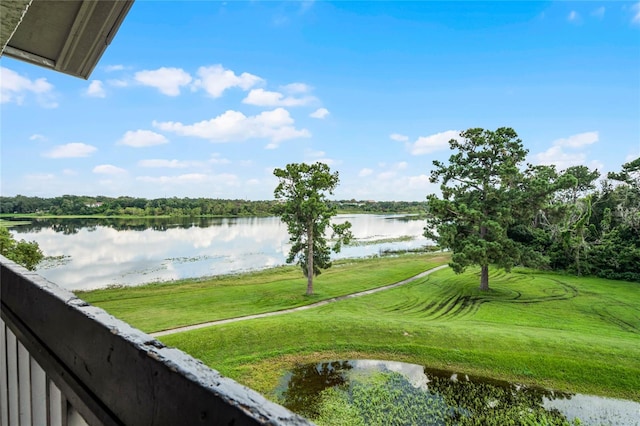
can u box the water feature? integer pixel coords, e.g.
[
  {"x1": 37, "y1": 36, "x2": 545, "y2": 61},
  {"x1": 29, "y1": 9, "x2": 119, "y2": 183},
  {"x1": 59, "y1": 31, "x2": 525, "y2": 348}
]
[
  {"x1": 277, "y1": 360, "x2": 640, "y2": 426},
  {"x1": 7, "y1": 214, "x2": 430, "y2": 290}
]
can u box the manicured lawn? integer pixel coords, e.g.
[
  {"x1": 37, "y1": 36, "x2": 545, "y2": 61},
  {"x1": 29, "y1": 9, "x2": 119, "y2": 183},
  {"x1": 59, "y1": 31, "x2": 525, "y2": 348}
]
[
  {"x1": 78, "y1": 253, "x2": 450, "y2": 332},
  {"x1": 157, "y1": 267, "x2": 640, "y2": 402}
]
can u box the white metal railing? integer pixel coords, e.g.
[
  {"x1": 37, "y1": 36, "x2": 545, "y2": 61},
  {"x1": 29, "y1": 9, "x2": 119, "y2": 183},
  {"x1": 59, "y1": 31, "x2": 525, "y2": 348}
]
[{"x1": 0, "y1": 321, "x2": 88, "y2": 426}]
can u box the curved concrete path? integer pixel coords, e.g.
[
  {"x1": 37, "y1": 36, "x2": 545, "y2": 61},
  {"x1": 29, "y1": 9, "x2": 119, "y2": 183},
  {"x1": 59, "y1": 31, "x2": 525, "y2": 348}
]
[{"x1": 151, "y1": 264, "x2": 448, "y2": 337}]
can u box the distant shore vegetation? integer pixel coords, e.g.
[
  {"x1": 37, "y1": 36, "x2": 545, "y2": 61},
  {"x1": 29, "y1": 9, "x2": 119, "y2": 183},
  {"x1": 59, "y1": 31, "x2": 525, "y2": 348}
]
[{"x1": 0, "y1": 195, "x2": 427, "y2": 218}]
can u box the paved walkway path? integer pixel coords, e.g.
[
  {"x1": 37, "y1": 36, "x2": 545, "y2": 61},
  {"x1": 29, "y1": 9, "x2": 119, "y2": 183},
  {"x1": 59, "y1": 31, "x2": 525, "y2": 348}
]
[{"x1": 151, "y1": 264, "x2": 449, "y2": 337}]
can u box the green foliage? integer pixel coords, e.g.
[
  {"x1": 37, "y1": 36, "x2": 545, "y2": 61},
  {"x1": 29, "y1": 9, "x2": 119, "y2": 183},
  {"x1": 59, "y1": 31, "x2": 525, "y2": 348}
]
[
  {"x1": 315, "y1": 387, "x2": 366, "y2": 426},
  {"x1": 274, "y1": 162, "x2": 353, "y2": 295},
  {"x1": 0, "y1": 195, "x2": 279, "y2": 217},
  {"x1": 426, "y1": 135, "x2": 638, "y2": 284},
  {"x1": 607, "y1": 156, "x2": 640, "y2": 186},
  {"x1": 341, "y1": 372, "x2": 458, "y2": 425},
  {"x1": 425, "y1": 128, "x2": 531, "y2": 290},
  {"x1": 555, "y1": 165, "x2": 600, "y2": 204},
  {"x1": 308, "y1": 370, "x2": 576, "y2": 426},
  {"x1": 0, "y1": 195, "x2": 428, "y2": 217},
  {"x1": 331, "y1": 200, "x2": 428, "y2": 215},
  {"x1": 583, "y1": 180, "x2": 640, "y2": 281},
  {"x1": 521, "y1": 158, "x2": 640, "y2": 282},
  {"x1": 0, "y1": 226, "x2": 44, "y2": 270}
]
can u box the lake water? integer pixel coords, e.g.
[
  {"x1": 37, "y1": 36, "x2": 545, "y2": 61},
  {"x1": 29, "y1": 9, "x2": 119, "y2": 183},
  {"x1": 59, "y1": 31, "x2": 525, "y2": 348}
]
[
  {"x1": 277, "y1": 360, "x2": 640, "y2": 426},
  {"x1": 8, "y1": 215, "x2": 429, "y2": 291}
]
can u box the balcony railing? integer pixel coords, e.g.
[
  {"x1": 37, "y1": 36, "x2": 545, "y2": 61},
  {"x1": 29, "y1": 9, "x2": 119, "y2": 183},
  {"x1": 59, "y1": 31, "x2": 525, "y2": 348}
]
[{"x1": 0, "y1": 255, "x2": 312, "y2": 425}]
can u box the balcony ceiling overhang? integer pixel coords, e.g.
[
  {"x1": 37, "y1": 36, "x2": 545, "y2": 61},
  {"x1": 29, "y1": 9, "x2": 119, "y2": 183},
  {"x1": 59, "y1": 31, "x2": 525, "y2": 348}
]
[{"x1": 1, "y1": 0, "x2": 133, "y2": 79}]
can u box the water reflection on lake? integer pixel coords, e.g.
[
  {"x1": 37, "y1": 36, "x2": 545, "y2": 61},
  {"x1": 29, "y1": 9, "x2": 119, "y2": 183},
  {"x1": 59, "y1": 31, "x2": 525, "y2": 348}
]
[
  {"x1": 277, "y1": 360, "x2": 640, "y2": 426},
  {"x1": 9, "y1": 215, "x2": 429, "y2": 290}
]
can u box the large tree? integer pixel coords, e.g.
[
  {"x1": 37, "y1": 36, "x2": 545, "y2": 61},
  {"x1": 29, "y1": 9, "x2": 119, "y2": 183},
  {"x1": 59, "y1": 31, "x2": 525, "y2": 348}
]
[
  {"x1": 274, "y1": 162, "x2": 353, "y2": 295},
  {"x1": 0, "y1": 227, "x2": 44, "y2": 271},
  {"x1": 424, "y1": 127, "x2": 532, "y2": 291}
]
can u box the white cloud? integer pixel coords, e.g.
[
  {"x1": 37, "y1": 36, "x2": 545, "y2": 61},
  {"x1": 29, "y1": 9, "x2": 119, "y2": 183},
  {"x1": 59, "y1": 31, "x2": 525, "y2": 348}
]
[
  {"x1": 209, "y1": 153, "x2": 231, "y2": 164},
  {"x1": 44, "y1": 143, "x2": 97, "y2": 158},
  {"x1": 535, "y1": 146, "x2": 586, "y2": 170},
  {"x1": 26, "y1": 173, "x2": 55, "y2": 180},
  {"x1": 309, "y1": 108, "x2": 330, "y2": 119},
  {"x1": 104, "y1": 64, "x2": 125, "y2": 72},
  {"x1": 138, "y1": 159, "x2": 191, "y2": 168},
  {"x1": 407, "y1": 174, "x2": 431, "y2": 189},
  {"x1": 553, "y1": 131, "x2": 599, "y2": 148},
  {"x1": 591, "y1": 6, "x2": 605, "y2": 18},
  {"x1": 306, "y1": 149, "x2": 326, "y2": 158},
  {"x1": 303, "y1": 149, "x2": 337, "y2": 166},
  {"x1": 93, "y1": 164, "x2": 127, "y2": 175},
  {"x1": 193, "y1": 65, "x2": 263, "y2": 98},
  {"x1": 568, "y1": 10, "x2": 580, "y2": 22},
  {"x1": 30, "y1": 134, "x2": 47, "y2": 141},
  {"x1": 108, "y1": 79, "x2": 129, "y2": 87},
  {"x1": 118, "y1": 130, "x2": 169, "y2": 147},
  {"x1": 62, "y1": 169, "x2": 78, "y2": 176},
  {"x1": 134, "y1": 67, "x2": 193, "y2": 96},
  {"x1": 137, "y1": 173, "x2": 208, "y2": 184},
  {"x1": 632, "y1": 2, "x2": 640, "y2": 24},
  {"x1": 409, "y1": 130, "x2": 460, "y2": 155},
  {"x1": 359, "y1": 168, "x2": 373, "y2": 177},
  {"x1": 534, "y1": 132, "x2": 601, "y2": 171},
  {"x1": 153, "y1": 108, "x2": 311, "y2": 146},
  {"x1": 0, "y1": 67, "x2": 57, "y2": 107},
  {"x1": 378, "y1": 171, "x2": 397, "y2": 181},
  {"x1": 312, "y1": 157, "x2": 337, "y2": 166},
  {"x1": 390, "y1": 133, "x2": 409, "y2": 142},
  {"x1": 282, "y1": 82, "x2": 312, "y2": 93},
  {"x1": 137, "y1": 173, "x2": 240, "y2": 186},
  {"x1": 345, "y1": 171, "x2": 440, "y2": 201},
  {"x1": 357, "y1": 162, "x2": 411, "y2": 186},
  {"x1": 243, "y1": 88, "x2": 315, "y2": 107},
  {"x1": 86, "y1": 80, "x2": 106, "y2": 98}
]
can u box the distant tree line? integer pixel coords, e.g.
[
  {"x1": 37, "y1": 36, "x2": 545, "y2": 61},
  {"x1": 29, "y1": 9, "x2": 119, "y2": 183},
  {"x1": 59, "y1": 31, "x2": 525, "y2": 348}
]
[{"x1": 0, "y1": 195, "x2": 428, "y2": 217}]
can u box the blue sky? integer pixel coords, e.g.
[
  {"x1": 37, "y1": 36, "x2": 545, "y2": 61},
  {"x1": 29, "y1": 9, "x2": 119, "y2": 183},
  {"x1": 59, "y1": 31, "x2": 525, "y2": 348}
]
[{"x1": 1, "y1": 1, "x2": 639, "y2": 201}]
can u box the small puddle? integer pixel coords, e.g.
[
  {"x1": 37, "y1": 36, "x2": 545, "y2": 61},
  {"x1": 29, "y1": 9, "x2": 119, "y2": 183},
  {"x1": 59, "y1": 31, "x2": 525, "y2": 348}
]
[{"x1": 276, "y1": 360, "x2": 640, "y2": 426}]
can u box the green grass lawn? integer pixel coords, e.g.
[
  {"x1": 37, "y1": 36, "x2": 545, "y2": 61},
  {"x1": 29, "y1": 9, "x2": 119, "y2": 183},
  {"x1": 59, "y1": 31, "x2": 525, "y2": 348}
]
[
  {"x1": 79, "y1": 255, "x2": 640, "y2": 402},
  {"x1": 153, "y1": 267, "x2": 640, "y2": 402},
  {"x1": 78, "y1": 253, "x2": 449, "y2": 332}
]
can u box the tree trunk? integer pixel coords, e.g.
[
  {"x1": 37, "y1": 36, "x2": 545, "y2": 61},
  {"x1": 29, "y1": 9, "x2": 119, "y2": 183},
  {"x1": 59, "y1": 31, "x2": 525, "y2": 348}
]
[
  {"x1": 306, "y1": 224, "x2": 314, "y2": 295},
  {"x1": 480, "y1": 264, "x2": 489, "y2": 291},
  {"x1": 479, "y1": 222, "x2": 490, "y2": 291}
]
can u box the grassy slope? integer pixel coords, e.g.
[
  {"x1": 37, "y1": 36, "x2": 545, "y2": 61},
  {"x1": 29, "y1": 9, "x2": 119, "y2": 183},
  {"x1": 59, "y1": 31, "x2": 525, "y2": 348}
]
[
  {"x1": 156, "y1": 268, "x2": 640, "y2": 402},
  {"x1": 79, "y1": 253, "x2": 449, "y2": 332}
]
